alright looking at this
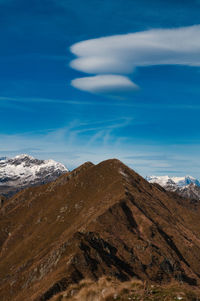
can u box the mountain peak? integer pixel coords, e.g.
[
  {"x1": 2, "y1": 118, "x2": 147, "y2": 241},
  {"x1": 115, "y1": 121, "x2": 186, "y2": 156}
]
[
  {"x1": 14, "y1": 153, "x2": 35, "y2": 160},
  {"x1": 0, "y1": 154, "x2": 68, "y2": 197}
]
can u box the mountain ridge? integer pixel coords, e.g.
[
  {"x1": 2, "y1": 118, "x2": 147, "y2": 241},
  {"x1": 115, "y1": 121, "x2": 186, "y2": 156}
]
[{"x1": 1, "y1": 159, "x2": 200, "y2": 300}]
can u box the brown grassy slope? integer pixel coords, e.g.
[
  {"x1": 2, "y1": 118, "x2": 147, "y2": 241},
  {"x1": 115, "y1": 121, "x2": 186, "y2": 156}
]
[{"x1": 1, "y1": 159, "x2": 200, "y2": 301}]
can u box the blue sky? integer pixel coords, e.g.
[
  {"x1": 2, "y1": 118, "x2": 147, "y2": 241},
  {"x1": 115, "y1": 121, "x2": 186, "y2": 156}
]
[{"x1": 0, "y1": 0, "x2": 200, "y2": 177}]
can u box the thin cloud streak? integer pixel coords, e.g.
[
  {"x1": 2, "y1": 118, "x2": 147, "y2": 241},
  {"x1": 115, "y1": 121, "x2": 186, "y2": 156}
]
[
  {"x1": 0, "y1": 96, "x2": 92, "y2": 105},
  {"x1": 1, "y1": 96, "x2": 200, "y2": 110}
]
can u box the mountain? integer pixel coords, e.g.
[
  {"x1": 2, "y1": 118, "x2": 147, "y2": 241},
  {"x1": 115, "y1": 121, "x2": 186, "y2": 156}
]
[
  {"x1": 146, "y1": 175, "x2": 200, "y2": 201},
  {"x1": 1, "y1": 159, "x2": 200, "y2": 300},
  {"x1": 0, "y1": 154, "x2": 68, "y2": 197},
  {"x1": 175, "y1": 183, "x2": 200, "y2": 203},
  {"x1": 146, "y1": 175, "x2": 200, "y2": 188}
]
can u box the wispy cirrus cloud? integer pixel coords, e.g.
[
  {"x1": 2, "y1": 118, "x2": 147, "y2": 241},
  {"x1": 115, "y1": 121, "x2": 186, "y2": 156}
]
[
  {"x1": 70, "y1": 25, "x2": 200, "y2": 94},
  {"x1": 0, "y1": 116, "x2": 200, "y2": 177},
  {"x1": 1, "y1": 125, "x2": 200, "y2": 177},
  {"x1": 0, "y1": 118, "x2": 133, "y2": 169}
]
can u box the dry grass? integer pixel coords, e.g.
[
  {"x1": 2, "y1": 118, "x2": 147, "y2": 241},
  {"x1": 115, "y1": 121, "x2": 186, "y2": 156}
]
[{"x1": 51, "y1": 277, "x2": 200, "y2": 301}]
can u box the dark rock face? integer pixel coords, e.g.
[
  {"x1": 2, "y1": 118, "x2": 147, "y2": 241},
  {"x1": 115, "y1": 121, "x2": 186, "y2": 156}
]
[
  {"x1": 0, "y1": 195, "x2": 6, "y2": 207},
  {"x1": 0, "y1": 154, "x2": 68, "y2": 197},
  {"x1": 1, "y1": 159, "x2": 200, "y2": 301}
]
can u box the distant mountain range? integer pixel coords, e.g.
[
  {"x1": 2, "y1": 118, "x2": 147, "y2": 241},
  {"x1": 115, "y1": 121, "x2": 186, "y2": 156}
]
[
  {"x1": 1, "y1": 154, "x2": 199, "y2": 203},
  {"x1": 0, "y1": 154, "x2": 68, "y2": 197},
  {"x1": 1, "y1": 154, "x2": 199, "y2": 204},
  {"x1": 146, "y1": 175, "x2": 200, "y2": 201}
]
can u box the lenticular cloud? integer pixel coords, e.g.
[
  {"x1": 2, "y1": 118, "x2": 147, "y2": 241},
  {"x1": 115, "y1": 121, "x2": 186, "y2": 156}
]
[
  {"x1": 71, "y1": 75, "x2": 139, "y2": 94},
  {"x1": 70, "y1": 25, "x2": 200, "y2": 94}
]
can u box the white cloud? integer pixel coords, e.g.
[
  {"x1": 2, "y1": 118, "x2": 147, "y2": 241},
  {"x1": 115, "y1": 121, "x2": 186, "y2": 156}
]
[
  {"x1": 70, "y1": 56, "x2": 134, "y2": 74},
  {"x1": 70, "y1": 25, "x2": 200, "y2": 73},
  {"x1": 70, "y1": 25, "x2": 200, "y2": 93},
  {"x1": 71, "y1": 75, "x2": 139, "y2": 94}
]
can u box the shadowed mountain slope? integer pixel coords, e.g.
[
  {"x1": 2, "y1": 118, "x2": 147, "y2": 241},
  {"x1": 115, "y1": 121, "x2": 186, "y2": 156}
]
[{"x1": 1, "y1": 159, "x2": 200, "y2": 301}]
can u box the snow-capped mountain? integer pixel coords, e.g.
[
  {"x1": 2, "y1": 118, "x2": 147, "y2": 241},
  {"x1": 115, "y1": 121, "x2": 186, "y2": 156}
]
[
  {"x1": 0, "y1": 154, "x2": 68, "y2": 197},
  {"x1": 146, "y1": 175, "x2": 200, "y2": 201},
  {"x1": 146, "y1": 175, "x2": 200, "y2": 188}
]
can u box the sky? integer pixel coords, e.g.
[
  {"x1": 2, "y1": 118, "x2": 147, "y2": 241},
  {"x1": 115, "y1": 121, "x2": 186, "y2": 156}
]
[{"x1": 0, "y1": 0, "x2": 200, "y2": 177}]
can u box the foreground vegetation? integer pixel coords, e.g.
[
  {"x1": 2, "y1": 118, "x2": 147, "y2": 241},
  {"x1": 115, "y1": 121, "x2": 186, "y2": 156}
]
[{"x1": 51, "y1": 277, "x2": 200, "y2": 301}]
